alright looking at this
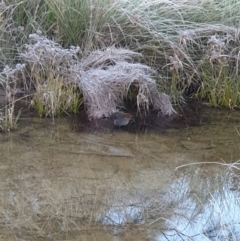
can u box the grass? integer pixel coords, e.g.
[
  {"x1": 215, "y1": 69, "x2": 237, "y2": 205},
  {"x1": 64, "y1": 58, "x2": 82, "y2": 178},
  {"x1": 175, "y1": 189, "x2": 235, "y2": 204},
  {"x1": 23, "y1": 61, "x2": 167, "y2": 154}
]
[
  {"x1": 0, "y1": 103, "x2": 21, "y2": 131},
  {"x1": 0, "y1": 0, "x2": 240, "y2": 127},
  {"x1": 196, "y1": 65, "x2": 240, "y2": 108},
  {"x1": 0, "y1": 66, "x2": 24, "y2": 131},
  {"x1": 0, "y1": 3, "x2": 240, "y2": 240},
  {"x1": 33, "y1": 73, "x2": 82, "y2": 119}
]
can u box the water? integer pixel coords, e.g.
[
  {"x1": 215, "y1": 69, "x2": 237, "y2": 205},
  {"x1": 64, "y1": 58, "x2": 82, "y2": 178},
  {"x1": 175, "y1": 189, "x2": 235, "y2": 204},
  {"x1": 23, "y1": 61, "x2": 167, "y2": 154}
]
[{"x1": 0, "y1": 104, "x2": 240, "y2": 240}]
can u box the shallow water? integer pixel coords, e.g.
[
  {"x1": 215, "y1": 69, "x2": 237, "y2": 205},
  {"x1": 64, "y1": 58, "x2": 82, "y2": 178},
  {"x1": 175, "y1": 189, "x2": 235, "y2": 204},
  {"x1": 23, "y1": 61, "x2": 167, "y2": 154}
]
[{"x1": 0, "y1": 104, "x2": 240, "y2": 240}]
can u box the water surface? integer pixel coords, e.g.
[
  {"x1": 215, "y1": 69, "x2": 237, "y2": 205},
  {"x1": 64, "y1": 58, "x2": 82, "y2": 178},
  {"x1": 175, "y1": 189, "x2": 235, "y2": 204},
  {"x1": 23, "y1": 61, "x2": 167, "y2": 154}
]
[{"x1": 0, "y1": 105, "x2": 240, "y2": 240}]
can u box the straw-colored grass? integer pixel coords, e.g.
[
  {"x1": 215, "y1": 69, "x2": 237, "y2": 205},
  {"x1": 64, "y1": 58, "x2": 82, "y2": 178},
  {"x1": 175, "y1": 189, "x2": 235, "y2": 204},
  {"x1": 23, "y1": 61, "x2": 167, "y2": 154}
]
[
  {"x1": 0, "y1": 65, "x2": 24, "y2": 131},
  {"x1": 0, "y1": 103, "x2": 21, "y2": 131},
  {"x1": 1, "y1": 0, "x2": 240, "y2": 122},
  {"x1": 71, "y1": 46, "x2": 175, "y2": 118},
  {"x1": 18, "y1": 32, "x2": 174, "y2": 118}
]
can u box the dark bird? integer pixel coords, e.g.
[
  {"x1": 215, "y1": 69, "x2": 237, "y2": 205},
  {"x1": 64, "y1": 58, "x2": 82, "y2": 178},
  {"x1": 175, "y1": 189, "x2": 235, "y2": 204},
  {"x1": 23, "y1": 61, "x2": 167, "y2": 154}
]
[{"x1": 113, "y1": 112, "x2": 133, "y2": 127}]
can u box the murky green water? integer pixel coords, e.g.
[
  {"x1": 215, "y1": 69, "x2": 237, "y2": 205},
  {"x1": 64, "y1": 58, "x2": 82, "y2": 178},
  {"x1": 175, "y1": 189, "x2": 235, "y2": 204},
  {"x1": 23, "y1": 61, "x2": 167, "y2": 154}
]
[{"x1": 0, "y1": 105, "x2": 240, "y2": 240}]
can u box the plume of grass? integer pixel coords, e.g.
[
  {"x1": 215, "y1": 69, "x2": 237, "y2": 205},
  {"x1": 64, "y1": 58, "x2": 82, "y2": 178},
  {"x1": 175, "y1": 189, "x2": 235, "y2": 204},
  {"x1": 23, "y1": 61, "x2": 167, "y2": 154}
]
[{"x1": 71, "y1": 46, "x2": 175, "y2": 118}]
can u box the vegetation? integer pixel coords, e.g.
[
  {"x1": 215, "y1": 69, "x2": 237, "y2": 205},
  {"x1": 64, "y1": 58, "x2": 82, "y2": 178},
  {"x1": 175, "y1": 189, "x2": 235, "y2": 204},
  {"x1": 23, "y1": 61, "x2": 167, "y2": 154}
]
[
  {"x1": 0, "y1": 0, "x2": 240, "y2": 131},
  {"x1": 0, "y1": 103, "x2": 21, "y2": 131},
  {"x1": 0, "y1": 1, "x2": 240, "y2": 240}
]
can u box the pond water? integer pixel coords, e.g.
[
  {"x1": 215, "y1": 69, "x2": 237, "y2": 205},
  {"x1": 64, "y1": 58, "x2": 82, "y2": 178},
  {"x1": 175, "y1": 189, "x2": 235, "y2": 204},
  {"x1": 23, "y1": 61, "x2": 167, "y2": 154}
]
[{"x1": 0, "y1": 104, "x2": 240, "y2": 241}]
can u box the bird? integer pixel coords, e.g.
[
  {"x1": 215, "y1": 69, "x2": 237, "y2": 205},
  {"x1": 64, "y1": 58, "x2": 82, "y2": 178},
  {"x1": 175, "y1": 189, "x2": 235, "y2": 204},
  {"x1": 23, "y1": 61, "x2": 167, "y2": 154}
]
[{"x1": 113, "y1": 112, "x2": 133, "y2": 127}]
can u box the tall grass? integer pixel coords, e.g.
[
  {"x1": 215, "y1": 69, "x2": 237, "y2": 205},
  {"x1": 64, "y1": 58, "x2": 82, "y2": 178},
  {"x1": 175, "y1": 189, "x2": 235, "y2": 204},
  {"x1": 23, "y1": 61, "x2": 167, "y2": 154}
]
[
  {"x1": 1, "y1": 0, "x2": 240, "y2": 124},
  {"x1": 0, "y1": 64, "x2": 25, "y2": 131},
  {"x1": 0, "y1": 102, "x2": 21, "y2": 131},
  {"x1": 196, "y1": 65, "x2": 240, "y2": 108},
  {"x1": 41, "y1": 0, "x2": 240, "y2": 106}
]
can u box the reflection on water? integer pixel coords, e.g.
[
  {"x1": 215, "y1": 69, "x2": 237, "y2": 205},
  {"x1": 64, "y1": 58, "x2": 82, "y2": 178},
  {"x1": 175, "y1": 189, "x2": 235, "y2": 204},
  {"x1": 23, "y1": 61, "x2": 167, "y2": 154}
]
[
  {"x1": 153, "y1": 168, "x2": 240, "y2": 241},
  {"x1": 0, "y1": 106, "x2": 240, "y2": 240},
  {"x1": 100, "y1": 206, "x2": 143, "y2": 225}
]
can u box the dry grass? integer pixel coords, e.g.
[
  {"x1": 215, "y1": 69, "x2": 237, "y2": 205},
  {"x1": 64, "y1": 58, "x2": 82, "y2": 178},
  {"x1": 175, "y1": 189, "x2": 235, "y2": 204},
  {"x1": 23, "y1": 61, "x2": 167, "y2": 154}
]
[
  {"x1": 72, "y1": 46, "x2": 175, "y2": 118},
  {"x1": 0, "y1": 65, "x2": 25, "y2": 131},
  {"x1": 1, "y1": 0, "x2": 240, "y2": 125},
  {"x1": 17, "y1": 32, "x2": 175, "y2": 118},
  {"x1": 1, "y1": 0, "x2": 240, "y2": 119},
  {"x1": 0, "y1": 103, "x2": 21, "y2": 131}
]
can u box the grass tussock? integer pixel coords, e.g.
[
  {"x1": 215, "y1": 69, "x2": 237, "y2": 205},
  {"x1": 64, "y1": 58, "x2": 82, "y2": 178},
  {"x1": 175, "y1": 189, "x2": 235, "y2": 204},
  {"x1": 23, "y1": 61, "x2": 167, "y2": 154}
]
[
  {"x1": 33, "y1": 73, "x2": 82, "y2": 118},
  {"x1": 196, "y1": 65, "x2": 240, "y2": 109},
  {"x1": 72, "y1": 47, "x2": 175, "y2": 118},
  {"x1": 16, "y1": 32, "x2": 175, "y2": 118},
  {"x1": 18, "y1": 32, "x2": 83, "y2": 119}
]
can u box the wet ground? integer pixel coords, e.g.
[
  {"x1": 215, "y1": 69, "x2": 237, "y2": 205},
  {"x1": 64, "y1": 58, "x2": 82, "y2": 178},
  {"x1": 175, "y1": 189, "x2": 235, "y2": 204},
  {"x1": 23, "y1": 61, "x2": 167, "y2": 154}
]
[{"x1": 0, "y1": 100, "x2": 240, "y2": 240}]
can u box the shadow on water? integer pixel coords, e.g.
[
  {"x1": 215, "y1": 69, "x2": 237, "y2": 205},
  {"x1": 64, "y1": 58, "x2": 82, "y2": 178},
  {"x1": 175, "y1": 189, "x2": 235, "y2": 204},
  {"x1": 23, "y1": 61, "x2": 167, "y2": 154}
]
[{"x1": 0, "y1": 103, "x2": 240, "y2": 240}]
